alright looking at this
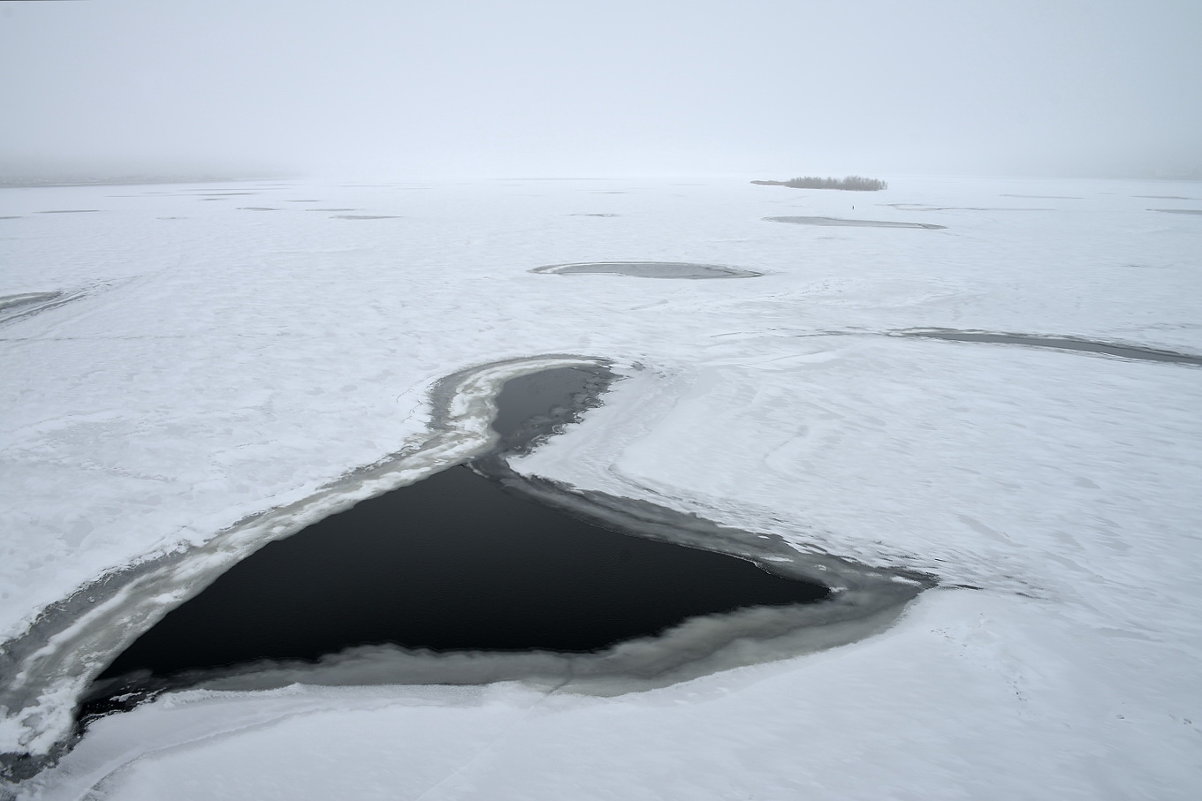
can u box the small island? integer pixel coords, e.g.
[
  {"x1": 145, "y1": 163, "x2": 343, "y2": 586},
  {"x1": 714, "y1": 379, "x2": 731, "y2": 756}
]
[{"x1": 753, "y1": 175, "x2": 888, "y2": 191}]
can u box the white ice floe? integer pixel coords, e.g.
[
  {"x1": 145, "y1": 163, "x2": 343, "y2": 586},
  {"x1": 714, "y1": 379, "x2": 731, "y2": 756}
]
[{"x1": 2, "y1": 175, "x2": 1201, "y2": 799}]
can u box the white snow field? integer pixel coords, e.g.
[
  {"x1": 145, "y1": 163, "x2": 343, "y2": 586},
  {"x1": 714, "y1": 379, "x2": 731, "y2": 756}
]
[{"x1": 2, "y1": 175, "x2": 1200, "y2": 799}]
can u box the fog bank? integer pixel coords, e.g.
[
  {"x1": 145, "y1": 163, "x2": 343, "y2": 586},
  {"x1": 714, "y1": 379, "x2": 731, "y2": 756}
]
[{"x1": 2, "y1": 0, "x2": 1200, "y2": 180}]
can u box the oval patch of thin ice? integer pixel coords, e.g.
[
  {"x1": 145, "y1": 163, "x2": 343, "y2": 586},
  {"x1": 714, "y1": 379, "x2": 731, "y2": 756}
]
[
  {"x1": 531, "y1": 262, "x2": 761, "y2": 279},
  {"x1": 764, "y1": 215, "x2": 946, "y2": 230}
]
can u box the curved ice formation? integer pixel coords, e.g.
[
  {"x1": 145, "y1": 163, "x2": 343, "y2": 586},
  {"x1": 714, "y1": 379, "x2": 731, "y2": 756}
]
[
  {"x1": 0, "y1": 354, "x2": 606, "y2": 765},
  {"x1": 0, "y1": 292, "x2": 62, "y2": 315},
  {"x1": 93, "y1": 597, "x2": 913, "y2": 704},
  {"x1": 82, "y1": 367, "x2": 925, "y2": 714},
  {"x1": 32, "y1": 210, "x2": 100, "y2": 215},
  {"x1": 999, "y1": 193, "x2": 1082, "y2": 199},
  {"x1": 0, "y1": 291, "x2": 87, "y2": 326},
  {"x1": 890, "y1": 328, "x2": 1202, "y2": 366},
  {"x1": 764, "y1": 216, "x2": 946, "y2": 230},
  {"x1": 2, "y1": 355, "x2": 931, "y2": 784},
  {"x1": 530, "y1": 262, "x2": 761, "y2": 279}
]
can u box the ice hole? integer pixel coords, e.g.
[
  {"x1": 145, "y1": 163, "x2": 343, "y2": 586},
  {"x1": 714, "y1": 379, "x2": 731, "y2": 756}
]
[
  {"x1": 95, "y1": 464, "x2": 828, "y2": 686},
  {"x1": 86, "y1": 365, "x2": 829, "y2": 712},
  {"x1": 893, "y1": 329, "x2": 1202, "y2": 366}
]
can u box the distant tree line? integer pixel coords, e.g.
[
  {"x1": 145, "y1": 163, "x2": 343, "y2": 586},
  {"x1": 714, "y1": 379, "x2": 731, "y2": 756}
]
[{"x1": 752, "y1": 175, "x2": 888, "y2": 191}]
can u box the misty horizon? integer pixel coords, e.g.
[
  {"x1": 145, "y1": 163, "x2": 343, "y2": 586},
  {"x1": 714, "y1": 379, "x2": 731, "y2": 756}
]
[{"x1": 2, "y1": 0, "x2": 1200, "y2": 182}]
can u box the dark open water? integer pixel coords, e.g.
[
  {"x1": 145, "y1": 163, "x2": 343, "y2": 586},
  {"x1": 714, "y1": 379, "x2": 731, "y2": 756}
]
[{"x1": 94, "y1": 366, "x2": 828, "y2": 685}]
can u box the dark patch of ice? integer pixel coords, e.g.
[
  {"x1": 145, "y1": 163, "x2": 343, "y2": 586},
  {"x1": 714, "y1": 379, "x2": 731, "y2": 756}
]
[
  {"x1": 880, "y1": 203, "x2": 1049, "y2": 212},
  {"x1": 532, "y1": 262, "x2": 761, "y2": 279},
  {"x1": 765, "y1": 215, "x2": 946, "y2": 230},
  {"x1": 82, "y1": 365, "x2": 927, "y2": 719},
  {"x1": 0, "y1": 292, "x2": 62, "y2": 314},
  {"x1": 34, "y1": 210, "x2": 100, "y2": 214},
  {"x1": 0, "y1": 290, "x2": 86, "y2": 325},
  {"x1": 330, "y1": 214, "x2": 402, "y2": 220},
  {"x1": 238, "y1": 207, "x2": 279, "y2": 211},
  {"x1": 1150, "y1": 209, "x2": 1202, "y2": 216},
  {"x1": 892, "y1": 328, "x2": 1202, "y2": 366},
  {"x1": 90, "y1": 463, "x2": 830, "y2": 678}
]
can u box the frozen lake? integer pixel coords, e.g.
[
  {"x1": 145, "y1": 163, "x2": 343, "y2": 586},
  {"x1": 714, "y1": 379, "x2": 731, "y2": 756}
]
[{"x1": 2, "y1": 175, "x2": 1201, "y2": 799}]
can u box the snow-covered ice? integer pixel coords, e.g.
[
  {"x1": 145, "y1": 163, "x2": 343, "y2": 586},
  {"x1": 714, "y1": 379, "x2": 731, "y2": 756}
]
[{"x1": 2, "y1": 175, "x2": 1200, "y2": 798}]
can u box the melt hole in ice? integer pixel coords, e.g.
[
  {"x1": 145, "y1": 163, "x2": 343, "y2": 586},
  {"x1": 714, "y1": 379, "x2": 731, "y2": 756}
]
[
  {"x1": 92, "y1": 464, "x2": 828, "y2": 684},
  {"x1": 85, "y1": 365, "x2": 829, "y2": 713},
  {"x1": 892, "y1": 329, "x2": 1202, "y2": 366}
]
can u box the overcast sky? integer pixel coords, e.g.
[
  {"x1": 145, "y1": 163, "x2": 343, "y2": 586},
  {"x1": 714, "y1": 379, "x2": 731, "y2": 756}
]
[{"x1": 2, "y1": 0, "x2": 1199, "y2": 180}]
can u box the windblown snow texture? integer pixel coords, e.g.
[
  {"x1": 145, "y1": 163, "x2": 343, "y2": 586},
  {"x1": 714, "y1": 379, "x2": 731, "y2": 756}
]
[{"x1": 2, "y1": 175, "x2": 1200, "y2": 800}]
